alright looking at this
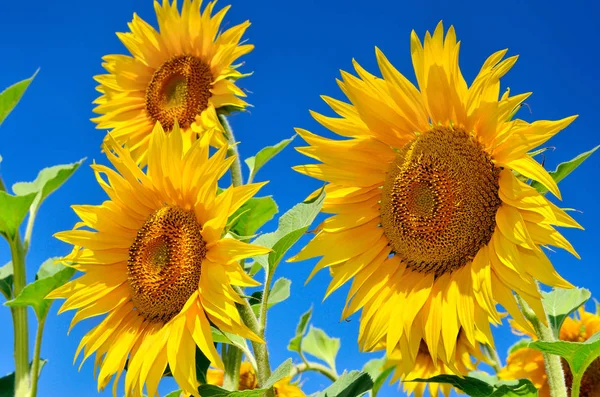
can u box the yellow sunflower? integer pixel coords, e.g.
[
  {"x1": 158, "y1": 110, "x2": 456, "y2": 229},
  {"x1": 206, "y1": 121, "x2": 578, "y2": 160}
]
[
  {"x1": 207, "y1": 362, "x2": 306, "y2": 397},
  {"x1": 290, "y1": 21, "x2": 581, "y2": 370},
  {"x1": 47, "y1": 123, "x2": 269, "y2": 397},
  {"x1": 92, "y1": 0, "x2": 253, "y2": 164},
  {"x1": 386, "y1": 331, "x2": 487, "y2": 397},
  {"x1": 499, "y1": 308, "x2": 600, "y2": 397}
]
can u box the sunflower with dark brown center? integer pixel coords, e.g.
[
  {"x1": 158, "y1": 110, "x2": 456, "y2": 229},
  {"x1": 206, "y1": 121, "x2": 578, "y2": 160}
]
[
  {"x1": 92, "y1": 0, "x2": 253, "y2": 165},
  {"x1": 48, "y1": 123, "x2": 270, "y2": 397},
  {"x1": 500, "y1": 308, "x2": 600, "y2": 397},
  {"x1": 290, "y1": 21, "x2": 581, "y2": 385}
]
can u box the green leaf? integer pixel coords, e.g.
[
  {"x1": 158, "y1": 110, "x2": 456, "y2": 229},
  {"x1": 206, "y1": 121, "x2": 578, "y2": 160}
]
[
  {"x1": 288, "y1": 306, "x2": 312, "y2": 354},
  {"x1": 0, "y1": 70, "x2": 38, "y2": 127},
  {"x1": 228, "y1": 196, "x2": 278, "y2": 240},
  {"x1": 0, "y1": 191, "x2": 36, "y2": 241},
  {"x1": 211, "y1": 328, "x2": 256, "y2": 370},
  {"x1": 314, "y1": 370, "x2": 374, "y2": 397},
  {"x1": 251, "y1": 278, "x2": 291, "y2": 315},
  {"x1": 302, "y1": 326, "x2": 340, "y2": 372},
  {"x1": 264, "y1": 358, "x2": 293, "y2": 388},
  {"x1": 508, "y1": 339, "x2": 533, "y2": 355},
  {"x1": 253, "y1": 188, "x2": 325, "y2": 276},
  {"x1": 0, "y1": 359, "x2": 46, "y2": 397},
  {"x1": 410, "y1": 374, "x2": 538, "y2": 397},
  {"x1": 5, "y1": 259, "x2": 75, "y2": 319},
  {"x1": 529, "y1": 332, "x2": 600, "y2": 391},
  {"x1": 0, "y1": 262, "x2": 13, "y2": 300},
  {"x1": 245, "y1": 135, "x2": 296, "y2": 182},
  {"x1": 12, "y1": 159, "x2": 84, "y2": 218},
  {"x1": 531, "y1": 145, "x2": 599, "y2": 194},
  {"x1": 541, "y1": 287, "x2": 591, "y2": 338},
  {"x1": 362, "y1": 358, "x2": 393, "y2": 397},
  {"x1": 196, "y1": 346, "x2": 211, "y2": 385},
  {"x1": 164, "y1": 391, "x2": 182, "y2": 397}
]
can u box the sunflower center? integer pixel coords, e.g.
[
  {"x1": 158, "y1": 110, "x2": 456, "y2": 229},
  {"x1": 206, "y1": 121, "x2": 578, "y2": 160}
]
[
  {"x1": 145, "y1": 55, "x2": 213, "y2": 131},
  {"x1": 380, "y1": 126, "x2": 501, "y2": 277},
  {"x1": 127, "y1": 206, "x2": 206, "y2": 323}
]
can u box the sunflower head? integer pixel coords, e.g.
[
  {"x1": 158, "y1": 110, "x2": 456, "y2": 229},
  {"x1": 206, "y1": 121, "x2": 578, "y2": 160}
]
[
  {"x1": 291, "y1": 21, "x2": 581, "y2": 371},
  {"x1": 48, "y1": 122, "x2": 270, "y2": 397},
  {"x1": 500, "y1": 308, "x2": 600, "y2": 397},
  {"x1": 207, "y1": 362, "x2": 306, "y2": 397},
  {"x1": 92, "y1": 0, "x2": 253, "y2": 164}
]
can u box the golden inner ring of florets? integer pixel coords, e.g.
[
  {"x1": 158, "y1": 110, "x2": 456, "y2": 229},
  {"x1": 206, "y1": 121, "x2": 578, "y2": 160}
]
[
  {"x1": 381, "y1": 126, "x2": 501, "y2": 277},
  {"x1": 145, "y1": 55, "x2": 213, "y2": 131},
  {"x1": 128, "y1": 206, "x2": 206, "y2": 323}
]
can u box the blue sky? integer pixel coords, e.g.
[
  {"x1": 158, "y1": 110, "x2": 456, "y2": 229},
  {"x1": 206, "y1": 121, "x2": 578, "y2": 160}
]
[{"x1": 0, "y1": 0, "x2": 599, "y2": 396}]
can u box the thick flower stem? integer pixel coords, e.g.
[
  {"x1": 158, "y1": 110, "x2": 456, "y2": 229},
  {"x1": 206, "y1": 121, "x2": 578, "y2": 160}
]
[
  {"x1": 10, "y1": 235, "x2": 30, "y2": 397},
  {"x1": 219, "y1": 114, "x2": 244, "y2": 187},
  {"x1": 29, "y1": 316, "x2": 46, "y2": 397},
  {"x1": 516, "y1": 293, "x2": 568, "y2": 397},
  {"x1": 233, "y1": 286, "x2": 274, "y2": 397}
]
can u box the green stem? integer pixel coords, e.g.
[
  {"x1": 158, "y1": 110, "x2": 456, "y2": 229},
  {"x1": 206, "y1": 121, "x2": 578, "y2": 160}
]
[
  {"x1": 223, "y1": 345, "x2": 243, "y2": 391},
  {"x1": 23, "y1": 209, "x2": 37, "y2": 252},
  {"x1": 29, "y1": 316, "x2": 45, "y2": 397},
  {"x1": 290, "y1": 361, "x2": 338, "y2": 382},
  {"x1": 233, "y1": 286, "x2": 274, "y2": 397},
  {"x1": 571, "y1": 374, "x2": 582, "y2": 397},
  {"x1": 258, "y1": 270, "x2": 272, "y2": 335},
  {"x1": 516, "y1": 294, "x2": 567, "y2": 397},
  {"x1": 218, "y1": 114, "x2": 244, "y2": 187},
  {"x1": 10, "y1": 235, "x2": 30, "y2": 397},
  {"x1": 481, "y1": 343, "x2": 503, "y2": 374},
  {"x1": 0, "y1": 174, "x2": 6, "y2": 192}
]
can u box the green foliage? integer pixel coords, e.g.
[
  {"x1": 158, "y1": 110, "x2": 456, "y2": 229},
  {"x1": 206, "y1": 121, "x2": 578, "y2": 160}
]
[
  {"x1": 529, "y1": 332, "x2": 600, "y2": 395},
  {"x1": 288, "y1": 307, "x2": 312, "y2": 354},
  {"x1": 0, "y1": 359, "x2": 46, "y2": 397},
  {"x1": 313, "y1": 371, "x2": 374, "y2": 397},
  {"x1": 251, "y1": 277, "x2": 291, "y2": 315},
  {"x1": 302, "y1": 326, "x2": 340, "y2": 372},
  {"x1": 195, "y1": 359, "x2": 293, "y2": 397},
  {"x1": 195, "y1": 346, "x2": 211, "y2": 385},
  {"x1": 253, "y1": 188, "x2": 325, "y2": 277},
  {"x1": 361, "y1": 358, "x2": 393, "y2": 397},
  {"x1": 0, "y1": 262, "x2": 13, "y2": 300},
  {"x1": 0, "y1": 70, "x2": 38, "y2": 127},
  {"x1": 531, "y1": 145, "x2": 599, "y2": 194},
  {"x1": 410, "y1": 374, "x2": 538, "y2": 397},
  {"x1": 228, "y1": 196, "x2": 278, "y2": 239},
  {"x1": 0, "y1": 191, "x2": 36, "y2": 241},
  {"x1": 508, "y1": 339, "x2": 533, "y2": 355},
  {"x1": 5, "y1": 259, "x2": 75, "y2": 319},
  {"x1": 211, "y1": 328, "x2": 256, "y2": 369},
  {"x1": 541, "y1": 287, "x2": 591, "y2": 338},
  {"x1": 245, "y1": 135, "x2": 296, "y2": 183}
]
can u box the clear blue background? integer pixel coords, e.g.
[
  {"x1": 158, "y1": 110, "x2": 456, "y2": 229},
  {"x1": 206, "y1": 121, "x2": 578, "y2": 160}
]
[{"x1": 1, "y1": 0, "x2": 598, "y2": 396}]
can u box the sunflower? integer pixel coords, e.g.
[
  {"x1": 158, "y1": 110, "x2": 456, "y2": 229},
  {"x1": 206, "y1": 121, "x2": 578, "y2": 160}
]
[
  {"x1": 290, "y1": 21, "x2": 581, "y2": 370},
  {"x1": 92, "y1": 0, "x2": 253, "y2": 165},
  {"x1": 499, "y1": 308, "x2": 600, "y2": 397},
  {"x1": 207, "y1": 362, "x2": 306, "y2": 397},
  {"x1": 47, "y1": 123, "x2": 269, "y2": 397},
  {"x1": 386, "y1": 331, "x2": 487, "y2": 397}
]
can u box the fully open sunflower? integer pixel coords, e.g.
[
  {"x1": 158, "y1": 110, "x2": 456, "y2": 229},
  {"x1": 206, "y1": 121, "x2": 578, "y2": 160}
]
[
  {"x1": 48, "y1": 123, "x2": 269, "y2": 397},
  {"x1": 385, "y1": 330, "x2": 487, "y2": 397},
  {"x1": 499, "y1": 308, "x2": 600, "y2": 397},
  {"x1": 290, "y1": 22, "x2": 581, "y2": 369},
  {"x1": 92, "y1": 0, "x2": 253, "y2": 164},
  {"x1": 207, "y1": 362, "x2": 306, "y2": 397}
]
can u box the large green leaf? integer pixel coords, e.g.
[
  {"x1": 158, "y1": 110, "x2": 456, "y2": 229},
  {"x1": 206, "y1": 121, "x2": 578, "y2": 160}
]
[
  {"x1": 288, "y1": 307, "x2": 312, "y2": 354},
  {"x1": 5, "y1": 259, "x2": 75, "y2": 319},
  {"x1": 0, "y1": 359, "x2": 46, "y2": 397},
  {"x1": 529, "y1": 332, "x2": 600, "y2": 394},
  {"x1": 0, "y1": 70, "x2": 38, "y2": 127},
  {"x1": 12, "y1": 159, "x2": 84, "y2": 221},
  {"x1": 195, "y1": 359, "x2": 293, "y2": 397},
  {"x1": 251, "y1": 277, "x2": 291, "y2": 315},
  {"x1": 541, "y1": 287, "x2": 591, "y2": 338},
  {"x1": 410, "y1": 374, "x2": 537, "y2": 397},
  {"x1": 0, "y1": 191, "x2": 36, "y2": 241},
  {"x1": 245, "y1": 135, "x2": 296, "y2": 182},
  {"x1": 228, "y1": 196, "x2": 278, "y2": 240},
  {"x1": 313, "y1": 371, "x2": 374, "y2": 397},
  {"x1": 362, "y1": 358, "x2": 393, "y2": 397},
  {"x1": 253, "y1": 189, "x2": 325, "y2": 276},
  {"x1": 0, "y1": 262, "x2": 13, "y2": 300},
  {"x1": 507, "y1": 339, "x2": 532, "y2": 355},
  {"x1": 302, "y1": 326, "x2": 340, "y2": 372},
  {"x1": 531, "y1": 145, "x2": 599, "y2": 194}
]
